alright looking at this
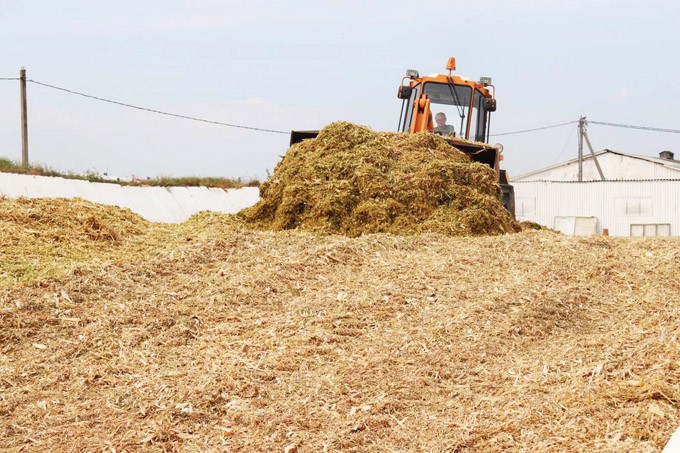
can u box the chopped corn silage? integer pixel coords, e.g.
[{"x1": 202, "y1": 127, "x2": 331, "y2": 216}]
[
  {"x1": 0, "y1": 197, "x2": 149, "y2": 286},
  {"x1": 240, "y1": 122, "x2": 520, "y2": 237},
  {"x1": 1, "y1": 198, "x2": 678, "y2": 452}
]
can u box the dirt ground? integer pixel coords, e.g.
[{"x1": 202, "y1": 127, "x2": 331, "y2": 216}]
[{"x1": 1, "y1": 198, "x2": 678, "y2": 452}]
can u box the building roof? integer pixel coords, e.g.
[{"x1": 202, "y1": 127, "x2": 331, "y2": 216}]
[{"x1": 512, "y1": 149, "x2": 680, "y2": 181}]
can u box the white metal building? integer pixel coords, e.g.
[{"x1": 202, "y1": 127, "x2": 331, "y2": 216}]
[{"x1": 511, "y1": 150, "x2": 680, "y2": 236}]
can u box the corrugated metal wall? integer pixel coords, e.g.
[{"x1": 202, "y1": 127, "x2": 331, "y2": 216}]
[{"x1": 513, "y1": 180, "x2": 680, "y2": 236}]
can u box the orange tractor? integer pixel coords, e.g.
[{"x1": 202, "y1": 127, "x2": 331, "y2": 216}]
[{"x1": 291, "y1": 57, "x2": 515, "y2": 217}]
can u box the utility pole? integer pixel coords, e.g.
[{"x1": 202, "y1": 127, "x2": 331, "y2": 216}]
[
  {"x1": 577, "y1": 116, "x2": 585, "y2": 182},
  {"x1": 20, "y1": 67, "x2": 28, "y2": 167},
  {"x1": 576, "y1": 116, "x2": 605, "y2": 181}
]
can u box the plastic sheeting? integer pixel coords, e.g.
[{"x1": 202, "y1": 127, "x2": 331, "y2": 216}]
[
  {"x1": 663, "y1": 427, "x2": 680, "y2": 453},
  {"x1": 0, "y1": 172, "x2": 260, "y2": 223}
]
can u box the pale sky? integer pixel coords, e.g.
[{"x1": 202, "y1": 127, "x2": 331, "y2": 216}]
[{"x1": 1, "y1": 0, "x2": 679, "y2": 180}]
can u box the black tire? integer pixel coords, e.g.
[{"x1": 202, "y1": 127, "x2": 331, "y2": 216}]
[{"x1": 500, "y1": 183, "x2": 516, "y2": 219}]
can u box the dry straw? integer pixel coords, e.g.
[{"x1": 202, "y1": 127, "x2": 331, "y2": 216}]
[
  {"x1": 0, "y1": 195, "x2": 678, "y2": 452},
  {"x1": 240, "y1": 122, "x2": 520, "y2": 237}
]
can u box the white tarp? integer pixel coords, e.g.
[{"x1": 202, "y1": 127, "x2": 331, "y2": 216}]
[
  {"x1": 0, "y1": 172, "x2": 260, "y2": 223},
  {"x1": 663, "y1": 427, "x2": 680, "y2": 453}
]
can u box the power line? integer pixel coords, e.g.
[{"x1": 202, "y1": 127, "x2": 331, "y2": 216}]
[
  {"x1": 7, "y1": 78, "x2": 581, "y2": 139},
  {"x1": 588, "y1": 120, "x2": 680, "y2": 134},
  {"x1": 27, "y1": 79, "x2": 290, "y2": 135},
  {"x1": 490, "y1": 118, "x2": 680, "y2": 137},
  {"x1": 14, "y1": 78, "x2": 680, "y2": 138},
  {"x1": 489, "y1": 120, "x2": 577, "y2": 137}
]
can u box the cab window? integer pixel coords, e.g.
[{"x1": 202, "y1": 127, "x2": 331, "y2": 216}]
[{"x1": 423, "y1": 82, "x2": 473, "y2": 139}]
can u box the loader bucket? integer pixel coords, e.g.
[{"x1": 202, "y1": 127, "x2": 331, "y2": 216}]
[
  {"x1": 443, "y1": 138, "x2": 499, "y2": 169},
  {"x1": 444, "y1": 138, "x2": 516, "y2": 219},
  {"x1": 290, "y1": 130, "x2": 320, "y2": 146}
]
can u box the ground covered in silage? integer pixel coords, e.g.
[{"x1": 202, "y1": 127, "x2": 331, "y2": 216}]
[
  {"x1": 1, "y1": 197, "x2": 679, "y2": 452},
  {"x1": 240, "y1": 122, "x2": 520, "y2": 237}
]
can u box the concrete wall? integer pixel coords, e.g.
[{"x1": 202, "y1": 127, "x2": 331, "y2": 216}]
[
  {"x1": 0, "y1": 172, "x2": 260, "y2": 223},
  {"x1": 514, "y1": 180, "x2": 680, "y2": 236}
]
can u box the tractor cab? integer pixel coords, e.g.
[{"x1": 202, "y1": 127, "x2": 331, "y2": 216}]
[
  {"x1": 396, "y1": 59, "x2": 502, "y2": 173},
  {"x1": 397, "y1": 58, "x2": 496, "y2": 143}
]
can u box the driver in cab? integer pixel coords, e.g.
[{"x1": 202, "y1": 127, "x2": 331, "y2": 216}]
[{"x1": 433, "y1": 112, "x2": 455, "y2": 136}]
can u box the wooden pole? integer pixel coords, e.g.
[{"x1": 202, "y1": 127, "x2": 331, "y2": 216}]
[
  {"x1": 20, "y1": 67, "x2": 28, "y2": 167},
  {"x1": 577, "y1": 116, "x2": 584, "y2": 182}
]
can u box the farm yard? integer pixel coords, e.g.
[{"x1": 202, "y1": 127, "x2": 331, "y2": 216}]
[
  {"x1": 3, "y1": 0, "x2": 680, "y2": 447},
  {"x1": 1, "y1": 196, "x2": 678, "y2": 452}
]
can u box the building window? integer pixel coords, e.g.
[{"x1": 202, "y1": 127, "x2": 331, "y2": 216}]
[
  {"x1": 630, "y1": 224, "x2": 671, "y2": 237},
  {"x1": 615, "y1": 198, "x2": 653, "y2": 216}
]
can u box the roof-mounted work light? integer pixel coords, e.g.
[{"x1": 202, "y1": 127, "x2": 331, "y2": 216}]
[{"x1": 405, "y1": 69, "x2": 419, "y2": 78}]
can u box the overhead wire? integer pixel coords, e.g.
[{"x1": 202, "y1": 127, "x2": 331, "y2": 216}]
[
  {"x1": 8, "y1": 77, "x2": 680, "y2": 138},
  {"x1": 588, "y1": 120, "x2": 680, "y2": 134},
  {"x1": 26, "y1": 79, "x2": 290, "y2": 135},
  {"x1": 17, "y1": 79, "x2": 584, "y2": 138},
  {"x1": 489, "y1": 120, "x2": 578, "y2": 137}
]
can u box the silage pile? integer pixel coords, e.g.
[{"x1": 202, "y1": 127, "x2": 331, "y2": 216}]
[
  {"x1": 1, "y1": 198, "x2": 679, "y2": 452},
  {"x1": 241, "y1": 122, "x2": 519, "y2": 236}
]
